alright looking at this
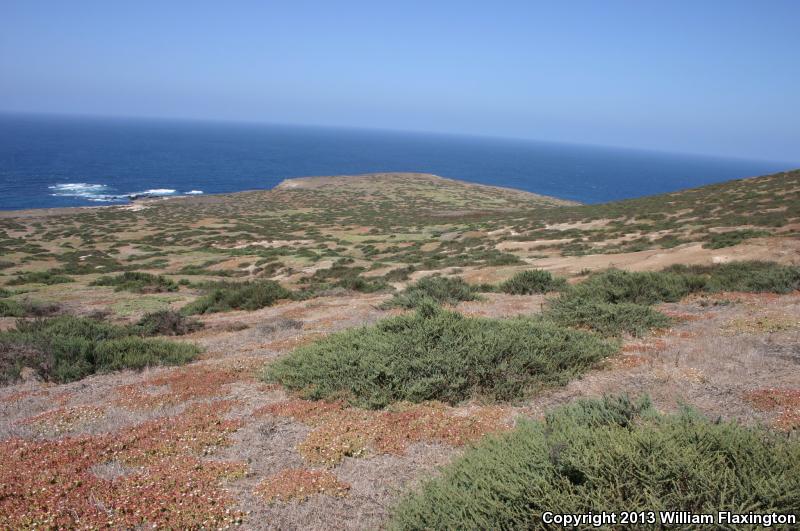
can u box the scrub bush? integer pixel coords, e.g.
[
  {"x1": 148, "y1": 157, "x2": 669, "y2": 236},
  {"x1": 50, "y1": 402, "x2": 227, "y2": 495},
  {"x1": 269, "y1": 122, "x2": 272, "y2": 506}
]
[
  {"x1": 499, "y1": 269, "x2": 567, "y2": 295},
  {"x1": 0, "y1": 316, "x2": 199, "y2": 384},
  {"x1": 391, "y1": 395, "x2": 800, "y2": 530},
  {"x1": 382, "y1": 276, "x2": 479, "y2": 309},
  {"x1": 182, "y1": 280, "x2": 291, "y2": 314},
  {"x1": 265, "y1": 305, "x2": 615, "y2": 408}
]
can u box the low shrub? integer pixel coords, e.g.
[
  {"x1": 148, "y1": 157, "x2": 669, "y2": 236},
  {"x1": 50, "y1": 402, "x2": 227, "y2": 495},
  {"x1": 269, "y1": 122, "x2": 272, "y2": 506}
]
[
  {"x1": 541, "y1": 262, "x2": 800, "y2": 337},
  {"x1": 665, "y1": 261, "x2": 800, "y2": 294},
  {"x1": 332, "y1": 275, "x2": 390, "y2": 293},
  {"x1": 93, "y1": 337, "x2": 198, "y2": 372},
  {"x1": 391, "y1": 395, "x2": 800, "y2": 530},
  {"x1": 182, "y1": 280, "x2": 291, "y2": 314},
  {"x1": 264, "y1": 305, "x2": 615, "y2": 408},
  {"x1": 133, "y1": 310, "x2": 204, "y2": 336},
  {"x1": 0, "y1": 298, "x2": 62, "y2": 318},
  {"x1": 703, "y1": 229, "x2": 769, "y2": 249},
  {"x1": 7, "y1": 270, "x2": 72, "y2": 286},
  {"x1": 91, "y1": 271, "x2": 178, "y2": 293},
  {"x1": 568, "y1": 269, "x2": 697, "y2": 305},
  {"x1": 0, "y1": 299, "x2": 24, "y2": 317},
  {"x1": 383, "y1": 276, "x2": 479, "y2": 309},
  {"x1": 0, "y1": 316, "x2": 199, "y2": 384},
  {"x1": 546, "y1": 297, "x2": 672, "y2": 337},
  {"x1": 499, "y1": 269, "x2": 567, "y2": 295}
]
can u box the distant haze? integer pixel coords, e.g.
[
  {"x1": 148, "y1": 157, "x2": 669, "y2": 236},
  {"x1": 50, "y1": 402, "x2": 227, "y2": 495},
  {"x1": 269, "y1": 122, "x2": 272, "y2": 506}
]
[{"x1": 1, "y1": 1, "x2": 798, "y2": 163}]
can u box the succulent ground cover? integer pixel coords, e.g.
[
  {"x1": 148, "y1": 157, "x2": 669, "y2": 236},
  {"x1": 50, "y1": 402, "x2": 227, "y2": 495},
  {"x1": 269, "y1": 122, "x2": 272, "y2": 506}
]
[
  {"x1": 256, "y1": 468, "x2": 351, "y2": 502},
  {"x1": 0, "y1": 401, "x2": 247, "y2": 528},
  {"x1": 257, "y1": 399, "x2": 511, "y2": 466}
]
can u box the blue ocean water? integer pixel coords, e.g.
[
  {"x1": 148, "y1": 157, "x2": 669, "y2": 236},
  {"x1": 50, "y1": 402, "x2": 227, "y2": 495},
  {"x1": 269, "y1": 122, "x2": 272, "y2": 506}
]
[{"x1": 0, "y1": 113, "x2": 792, "y2": 211}]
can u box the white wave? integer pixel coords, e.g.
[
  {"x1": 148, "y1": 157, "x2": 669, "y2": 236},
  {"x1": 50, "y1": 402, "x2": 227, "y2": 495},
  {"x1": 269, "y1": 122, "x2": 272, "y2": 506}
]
[
  {"x1": 49, "y1": 183, "x2": 110, "y2": 197},
  {"x1": 140, "y1": 188, "x2": 176, "y2": 195},
  {"x1": 50, "y1": 183, "x2": 190, "y2": 203},
  {"x1": 185, "y1": 190, "x2": 204, "y2": 195}
]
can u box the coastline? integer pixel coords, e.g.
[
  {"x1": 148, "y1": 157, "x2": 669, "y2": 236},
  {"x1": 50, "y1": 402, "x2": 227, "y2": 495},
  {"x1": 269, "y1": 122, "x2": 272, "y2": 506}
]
[{"x1": 0, "y1": 172, "x2": 580, "y2": 217}]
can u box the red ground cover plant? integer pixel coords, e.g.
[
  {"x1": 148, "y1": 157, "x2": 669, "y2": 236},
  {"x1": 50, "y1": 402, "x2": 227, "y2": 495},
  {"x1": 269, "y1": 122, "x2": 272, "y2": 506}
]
[
  {"x1": 256, "y1": 468, "x2": 351, "y2": 502},
  {"x1": 744, "y1": 388, "x2": 800, "y2": 431},
  {"x1": 0, "y1": 389, "x2": 46, "y2": 403},
  {"x1": 622, "y1": 339, "x2": 667, "y2": 353},
  {"x1": 114, "y1": 363, "x2": 248, "y2": 410},
  {"x1": 257, "y1": 399, "x2": 511, "y2": 466},
  {"x1": 660, "y1": 311, "x2": 704, "y2": 321},
  {"x1": 0, "y1": 400, "x2": 247, "y2": 528},
  {"x1": 18, "y1": 405, "x2": 106, "y2": 435}
]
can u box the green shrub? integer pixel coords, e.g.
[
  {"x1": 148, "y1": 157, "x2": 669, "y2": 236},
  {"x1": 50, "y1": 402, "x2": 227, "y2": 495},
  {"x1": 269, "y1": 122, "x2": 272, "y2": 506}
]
[
  {"x1": 546, "y1": 297, "x2": 672, "y2": 337},
  {"x1": 94, "y1": 337, "x2": 198, "y2": 371},
  {"x1": 569, "y1": 269, "x2": 697, "y2": 305},
  {"x1": 541, "y1": 262, "x2": 800, "y2": 337},
  {"x1": 182, "y1": 280, "x2": 291, "y2": 314},
  {"x1": 0, "y1": 316, "x2": 200, "y2": 384},
  {"x1": 499, "y1": 269, "x2": 567, "y2": 295},
  {"x1": 391, "y1": 396, "x2": 800, "y2": 530},
  {"x1": 703, "y1": 229, "x2": 769, "y2": 249},
  {"x1": 383, "y1": 276, "x2": 479, "y2": 309},
  {"x1": 91, "y1": 271, "x2": 178, "y2": 293},
  {"x1": 333, "y1": 275, "x2": 390, "y2": 293},
  {"x1": 0, "y1": 299, "x2": 24, "y2": 317},
  {"x1": 133, "y1": 310, "x2": 204, "y2": 336},
  {"x1": 666, "y1": 261, "x2": 800, "y2": 294},
  {"x1": 7, "y1": 270, "x2": 72, "y2": 286},
  {"x1": 264, "y1": 305, "x2": 615, "y2": 408}
]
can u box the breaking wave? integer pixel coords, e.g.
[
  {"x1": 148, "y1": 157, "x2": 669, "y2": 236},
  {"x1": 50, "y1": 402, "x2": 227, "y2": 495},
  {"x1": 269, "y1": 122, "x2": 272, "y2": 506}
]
[{"x1": 48, "y1": 183, "x2": 201, "y2": 203}]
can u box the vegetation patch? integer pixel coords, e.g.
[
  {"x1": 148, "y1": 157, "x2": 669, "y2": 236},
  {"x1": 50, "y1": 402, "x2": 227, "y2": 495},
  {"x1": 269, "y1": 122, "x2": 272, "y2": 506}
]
[
  {"x1": 114, "y1": 364, "x2": 246, "y2": 410},
  {"x1": 256, "y1": 468, "x2": 351, "y2": 502},
  {"x1": 182, "y1": 279, "x2": 291, "y2": 314},
  {"x1": 498, "y1": 269, "x2": 567, "y2": 294},
  {"x1": 391, "y1": 395, "x2": 800, "y2": 530},
  {"x1": 91, "y1": 271, "x2": 178, "y2": 293},
  {"x1": 0, "y1": 401, "x2": 246, "y2": 529},
  {"x1": 540, "y1": 262, "x2": 800, "y2": 337},
  {"x1": 264, "y1": 305, "x2": 615, "y2": 408},
  {"x1": 546, "y1": 297, "x2": 672, "y2": 337},
  {"x1": 0, "y1": 316, "x2": 199, "y2": 384},
  {"x1": 665, "y1": 261, "x2": 800, "y2": 294},
  {"x1": 297, "y1": 263, "x2": 391, "y2": 295},
  {"x1": 703, "y1": 229, "x2": 769, "y2": 249},
  {"x1": 258, "y1": 399, "x2": 510, "y2": 466},
  {"x1": 132, "y1": 310, "x2": 204, "y2": 336},
  {"x1": 382, "y1": 275, "x2": 479, "y2": 309},
  {"x1": 19, "y1": 405, "x2": 106, "y2": 436},
  {"x1": 744, "y1": 388, "x2": 800, "y2": 431},
  {"x1": 7, "y1": 270, "x2": 72, "y2": 286}
]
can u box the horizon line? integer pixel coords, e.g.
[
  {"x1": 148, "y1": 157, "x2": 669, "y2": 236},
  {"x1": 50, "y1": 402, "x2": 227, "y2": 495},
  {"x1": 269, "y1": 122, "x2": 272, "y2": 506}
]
[{"x1": 2, "y1": 108, "x2": 797, "y2": 168}]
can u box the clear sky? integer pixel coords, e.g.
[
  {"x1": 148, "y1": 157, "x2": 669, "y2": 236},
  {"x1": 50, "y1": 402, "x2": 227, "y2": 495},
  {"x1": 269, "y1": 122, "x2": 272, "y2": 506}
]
[{"x1": 1, "y1": 1, "x2": 798, "y2": 162}]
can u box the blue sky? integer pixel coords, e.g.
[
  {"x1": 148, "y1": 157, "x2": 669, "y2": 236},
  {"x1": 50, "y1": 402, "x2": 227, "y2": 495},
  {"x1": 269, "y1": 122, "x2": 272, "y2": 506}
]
[{"x1": 1, "y1": 0, "x2": 798, "y2": 162}]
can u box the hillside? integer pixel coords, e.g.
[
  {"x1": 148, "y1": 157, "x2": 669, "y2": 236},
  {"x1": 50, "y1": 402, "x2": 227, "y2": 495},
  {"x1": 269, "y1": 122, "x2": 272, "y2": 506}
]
[{"x1": 1, "y1": 170, "x2": 799, "y2": 529}]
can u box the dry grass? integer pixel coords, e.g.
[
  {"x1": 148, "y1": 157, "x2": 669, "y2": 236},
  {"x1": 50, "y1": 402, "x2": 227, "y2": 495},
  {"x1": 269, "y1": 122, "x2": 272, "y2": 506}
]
[
  {"x1": 256, "y1": 399, "x2": 512, "y2": 466},
  {"x1": 256, "y1": 468, "x2": 351, "y2": 502}
]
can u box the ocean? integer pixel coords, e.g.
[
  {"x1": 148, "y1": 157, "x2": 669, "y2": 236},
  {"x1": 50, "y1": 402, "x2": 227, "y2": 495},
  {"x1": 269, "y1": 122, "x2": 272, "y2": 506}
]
[{"x1": 0, "y1": 113, "x2": 792, "y2": 211}]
